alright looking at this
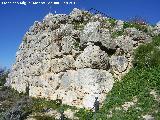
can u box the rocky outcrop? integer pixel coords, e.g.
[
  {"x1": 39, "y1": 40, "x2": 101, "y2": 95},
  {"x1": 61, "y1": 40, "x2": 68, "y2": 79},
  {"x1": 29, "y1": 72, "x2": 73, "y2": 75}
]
[
  {"x1": 6, "y1": 8, "x2": 154, "y2": 109},
  {"x1": 153, "y1": 21, "x2": 160, "y2": 36}
]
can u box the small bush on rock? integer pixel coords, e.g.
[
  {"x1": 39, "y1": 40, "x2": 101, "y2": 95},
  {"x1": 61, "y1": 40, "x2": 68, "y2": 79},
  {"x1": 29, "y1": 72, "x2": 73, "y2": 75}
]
[
  {"x1": 108, "y1": 18, "x2": 116, "y2": 27},
  {"x1": 123, "y1": 22, "x2": 148, "y2": 33}
]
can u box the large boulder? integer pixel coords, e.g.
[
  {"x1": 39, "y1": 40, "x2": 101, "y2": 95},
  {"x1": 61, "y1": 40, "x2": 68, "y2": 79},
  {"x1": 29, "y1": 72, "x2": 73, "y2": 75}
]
[
  {"x1": 59, "y1": 24, "x2": 74, "y2": 36},
  {"x1": 110, "y1": 55, "x2": 128, "y2": 73},
  {"x1": 74, "y1": 45, "x2": 109, "y2": 69},
  {"x1": 61, "y1": 36, "x2": 76, "y2": 54},
  {"x1": 80, "y1": 21, "x2": 101, "y2": 45},
  {"x1": 69, "y1": 8, "x2": 83, "y2": 21},
  {"x1": 115, "y1": 35, "x2": 133, "y2": 53},
  {"x1": 100, "y1": 28, "x2": 117, "y2": 49},
  {"x1": 59, "y1": 68, "x2": 114, "y2": 108},
  {"x1": 125, "y1": 28, "x2": 152, "y2": 43},
  {"x1": 114, "y1": 20, "x2": 124, "y2": 31},
  {"x1": 27, "y1": 68, "x2": 114, "y2": 108},
  {"x1": 80, "y1": 21, "x2": 116, "y2": 50}
]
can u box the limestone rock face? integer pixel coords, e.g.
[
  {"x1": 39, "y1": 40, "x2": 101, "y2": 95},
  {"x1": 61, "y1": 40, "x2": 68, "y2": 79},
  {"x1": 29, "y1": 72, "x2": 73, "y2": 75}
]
[
  {"x1": 153, "y1": 21, "x2": 160, "y2": 35},
  {"x1": 110, "y1": 55, "x2": 128, "y2": 73},
  {"x1": 6, "y1": 8, "x2": 154, "y2": 109},
  {"x1": 115, "y1": 20, "x2": 124, "y2": 31},
  {"x1": 115, "y1": 35, "x2": 133, "y2": 53},
  {"x1": 80, "y1": 21, "x2": 101, "y2": 45},
  {"x1": 61, "y1": 36, "x2": 76, "y2": 54},
  {"x1": 50, "y1": 55, "x2": 75, "y2": 73},
  {"x1": 99, "y1": 28, "x2": 116, "y2": 49},
  {"x1": 75, "y1": 45, "x2": 109, "y2": 69},
  {"x1": 81, "y1": 22, "x2": 116, "y2": 50},
  {"x1": 60, "y1": 68, "x2": 114, "y2": 108},
  {"x1": 69, "y1": 8, "x2": 83, "y2": 21},
  {"x1": 125, "y1": 28, "x2": 152, "y2": 43}
]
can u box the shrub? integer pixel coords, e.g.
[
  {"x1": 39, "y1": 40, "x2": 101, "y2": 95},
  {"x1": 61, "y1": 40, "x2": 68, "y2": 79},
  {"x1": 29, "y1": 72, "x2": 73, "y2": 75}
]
[
  {"x1": 72, "y1": 20, "x2": 87, "y2": 30},
  {"x1": 0, "y1": 67, "x2": 9, "y2": 86},
  {"x1": 108, "y1": 18, "x2": 116, "y2": 27},
  {"x1": 123, "y1": 22, "x2": 148, "y2": 33},
  {"x1": 111, "y1": 30, "x2": 124, "y2": 38},
  {"x1": 73, "y1": 41, "x2": 81, "y2": 50},
  {"x1": 23, "y1": 37, "x2": 27, "y2": 43},
  {"x1": 133, "y1": 35, "x2": 160, "y2": 68},
  {"x1": 3, "y1": 97, "x2": 32, "y2": 120}
]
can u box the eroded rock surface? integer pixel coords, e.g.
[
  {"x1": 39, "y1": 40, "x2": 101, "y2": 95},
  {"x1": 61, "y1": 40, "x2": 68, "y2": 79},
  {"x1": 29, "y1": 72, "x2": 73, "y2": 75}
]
[
  {"x1": 75, "y1": 45, "x2": 109, "y2": 69},
  {"x1": 6, "y1": 8, "x2": 154, "y2": 109}
]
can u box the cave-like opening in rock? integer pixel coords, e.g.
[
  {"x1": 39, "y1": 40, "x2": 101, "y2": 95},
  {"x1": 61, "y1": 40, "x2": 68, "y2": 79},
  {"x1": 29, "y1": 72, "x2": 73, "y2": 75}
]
[{"x1": 94, "y1": 41, "x2": 116, "y2": 56}]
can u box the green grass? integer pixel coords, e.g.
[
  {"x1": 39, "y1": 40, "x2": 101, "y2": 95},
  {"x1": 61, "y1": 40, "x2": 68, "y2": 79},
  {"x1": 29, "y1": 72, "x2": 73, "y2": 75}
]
[
  {"x1": 133, "y1": 35, "x2": 160, "y2": 68},
  {"x1": 27, "y1": 97, "x2": 74, "y2": 112},
  {"x1": 29, "y1": 98, "x2": 59, "y2": 113},
  {"x1": 95, "y1": 66, "x2": 160, "y2": 120},
  {"x1": 75, "y1": 108, "x2": 94, "y2": 120}
]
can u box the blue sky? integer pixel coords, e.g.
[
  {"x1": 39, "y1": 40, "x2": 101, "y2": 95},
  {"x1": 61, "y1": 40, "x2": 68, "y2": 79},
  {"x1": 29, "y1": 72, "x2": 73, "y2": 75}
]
[{"x1": 0, "y1": 0, "x2": 160, "y2": 68}]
